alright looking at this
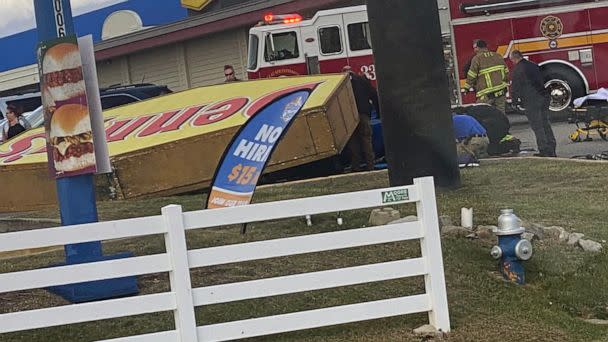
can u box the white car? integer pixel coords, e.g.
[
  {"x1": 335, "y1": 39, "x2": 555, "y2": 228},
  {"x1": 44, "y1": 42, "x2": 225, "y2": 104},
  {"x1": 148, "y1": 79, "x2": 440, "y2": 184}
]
[
  {"x1": 0, "y1": 106, "x2": 44, "y2": 130},
  {"x1": 0, "y1": 92, "x2": 43, "y2": 141}
]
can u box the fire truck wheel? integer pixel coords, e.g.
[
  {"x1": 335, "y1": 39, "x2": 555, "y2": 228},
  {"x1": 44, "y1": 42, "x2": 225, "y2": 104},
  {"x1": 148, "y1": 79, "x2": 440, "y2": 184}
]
[
  {"x1": 542, "y1": 65, "x2": 585, "y2": 114},
  {"x1": 599, "y1": 128, "x2": 608, "y2": 141}
]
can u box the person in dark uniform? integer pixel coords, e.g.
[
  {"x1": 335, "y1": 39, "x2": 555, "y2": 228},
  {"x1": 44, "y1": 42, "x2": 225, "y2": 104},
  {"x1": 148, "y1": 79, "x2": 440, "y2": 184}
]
[
  {"x1": 343, "y1": 65, "x2": 380, "y2": 171},
  {"x1": 509, "y1": 50, "x2": 556, "y2": 157}
]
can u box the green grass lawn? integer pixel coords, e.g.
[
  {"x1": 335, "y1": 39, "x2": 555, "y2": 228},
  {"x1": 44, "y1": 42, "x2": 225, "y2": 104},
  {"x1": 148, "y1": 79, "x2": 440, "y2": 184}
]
[{"x1": 1, "y1": 159, "x2": 607, "y2": 341}]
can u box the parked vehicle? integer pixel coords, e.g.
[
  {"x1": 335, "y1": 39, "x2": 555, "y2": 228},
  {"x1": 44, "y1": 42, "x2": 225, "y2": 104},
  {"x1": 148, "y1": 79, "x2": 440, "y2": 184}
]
[
  {"x1": 451, "y1": 0, "x2": 608, "y2": 113},
  {"x1": 0, "y1": 92, "x2": 41, "y2": 120},
  {"x1": 0, "y1": 83, "x2": 171, "y2": 139},
  {"x1": 248, "y1": 7, "x2": 377, "y2": 83},
  {"x1": 246, "y1": 6, "x2": 400, "y2": 162},
  {"x1": 0, "y1": 92, "x2": 44, "y2": 137},
  {"x1": 98, "y1": 83, "x2": 172, "y2": 110},
  {"x1": 248, "y1": 1, "x2": 608, "y2": 116}
]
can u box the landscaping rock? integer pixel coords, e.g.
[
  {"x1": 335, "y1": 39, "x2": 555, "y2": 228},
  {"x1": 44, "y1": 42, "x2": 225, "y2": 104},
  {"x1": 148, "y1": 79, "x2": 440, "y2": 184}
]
[
  {"x1": 476, "y1": 225, "x2": 496, "y2": 239},
  {"x1": 542, "y1": 226, "x2": 566, "y2": 242},
  {"x1": 390, "y1": 215, "x2": 418, "y2": 224},
  {"x1": 413, "y1": 324, "x2": 441, "y2": 338},
  {"x1": 559, "y1": 230, "x2": 570, "y2": 244},
  {"x1": 578, "y1": 239, "x2": 603, "y2": 253},
  {"x1": 567, "y1": 233, "x2": 585, "y2": 246},
  {"x1": 369, "y1": 210, "x2": 389, "y2": 226},
  {"x1": 383, "y1": 207, "x2": 400, "y2": 222},
  {"x1": 522, "y1": 232, "x2": 537, "y2": 241},
  {"x1": 477, "y1": 225, "x2": 497, "y2": 232},
  {"x1": 369, "y1": 208, "x2": 400, "y2": 226},
  {"x1": 442, "y1": 225, "x2": 472, "y2": 237},
  {"x1": 524, "y1": 223, "x2": 545, "y2": 240},
  {"x1": 583, "y1": 318, "x2": 608, "y2": 325},
  {"x1": 439, "y1": 215, "x2": 453, "y2": 228}
]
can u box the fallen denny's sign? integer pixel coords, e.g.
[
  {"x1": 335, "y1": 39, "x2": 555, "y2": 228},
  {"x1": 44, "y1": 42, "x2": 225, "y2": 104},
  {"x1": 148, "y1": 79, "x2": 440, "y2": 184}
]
[{"x1": 0, "y1": 75, "x2": 346, "y2": 167}]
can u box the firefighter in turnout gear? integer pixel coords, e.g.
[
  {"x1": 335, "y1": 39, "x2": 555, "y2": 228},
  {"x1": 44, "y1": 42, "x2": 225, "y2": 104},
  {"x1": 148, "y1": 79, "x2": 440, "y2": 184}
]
[{"x1": 464, "y1": 39, "x2": 509, "y2": 113}]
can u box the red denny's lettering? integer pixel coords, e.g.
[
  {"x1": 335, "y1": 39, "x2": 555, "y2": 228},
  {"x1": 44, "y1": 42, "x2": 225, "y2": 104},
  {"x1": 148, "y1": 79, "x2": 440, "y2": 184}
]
[
  {"x1": 0, "y1": 133, "x2": 47, "y2": 163},
  {"x1": 0, "y1": 82, "x2": 323, "y2": 164}
]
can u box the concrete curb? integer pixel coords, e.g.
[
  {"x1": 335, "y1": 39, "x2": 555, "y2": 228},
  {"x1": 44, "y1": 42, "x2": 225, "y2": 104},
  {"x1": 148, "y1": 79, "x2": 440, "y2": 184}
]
[
  {"x1": 481, "y1": 156, "x2": 608, "y2": 164},
  {"x1": 258, "y1": 169, "x2": 388, "y2": 189}
]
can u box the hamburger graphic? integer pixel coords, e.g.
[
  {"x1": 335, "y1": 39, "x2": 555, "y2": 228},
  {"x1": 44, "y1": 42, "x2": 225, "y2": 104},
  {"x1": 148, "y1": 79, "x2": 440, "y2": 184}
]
[
  {"x1": 42, "y1": 43, "x2": 86, "y2": 109},
  {"x1": 50, "y1": 103, "x2": 95, "y2": 173}
]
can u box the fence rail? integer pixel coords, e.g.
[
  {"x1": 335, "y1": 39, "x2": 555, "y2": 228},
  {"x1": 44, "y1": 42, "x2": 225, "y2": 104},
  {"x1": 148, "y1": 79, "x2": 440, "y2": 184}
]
[{"x1": 0, "y1": 177, "x2": 450, "y2": 341}]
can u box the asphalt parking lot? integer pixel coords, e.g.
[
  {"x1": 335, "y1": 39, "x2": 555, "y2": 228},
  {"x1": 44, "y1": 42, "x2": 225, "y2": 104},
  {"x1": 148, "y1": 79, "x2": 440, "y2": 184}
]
[{"x1": 509, "y1": 114, "x2": 608, "y2": 158}]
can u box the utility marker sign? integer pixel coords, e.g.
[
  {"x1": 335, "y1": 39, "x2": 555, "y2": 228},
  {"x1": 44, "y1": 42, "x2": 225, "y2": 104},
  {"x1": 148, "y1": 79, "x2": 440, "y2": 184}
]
[
  {"x1": 53, "y1": 0, "x2": 67, "y2": 37},
  {"x1": 207, "y1": 90, "x2": 312, "y2": 209},
  {"x1": 382, "y1": 189, "x2": 409, "y2": 204}
]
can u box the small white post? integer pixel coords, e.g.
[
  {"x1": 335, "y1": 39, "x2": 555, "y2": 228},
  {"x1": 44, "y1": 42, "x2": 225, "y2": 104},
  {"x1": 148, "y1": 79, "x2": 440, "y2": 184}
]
[
  {"x1": 414, "y1": 177, "x2": 451, "y2": 332},
  {"x1": 162, "y1": 205, "x2": 198, "y2": 342}
]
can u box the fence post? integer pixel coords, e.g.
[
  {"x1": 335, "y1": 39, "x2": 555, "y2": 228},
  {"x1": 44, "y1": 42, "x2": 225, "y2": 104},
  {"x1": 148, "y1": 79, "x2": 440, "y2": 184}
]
[
  {"x1": 162, "y1": 205, "x2": 198, "y2": 342},
  {"x1": 414, "y1": 177, "x2": 451, "y2": 332}
]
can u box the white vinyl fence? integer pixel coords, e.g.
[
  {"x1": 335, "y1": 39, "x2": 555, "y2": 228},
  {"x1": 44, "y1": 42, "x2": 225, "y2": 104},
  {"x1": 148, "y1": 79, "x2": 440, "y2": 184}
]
[{"x1": 0, "y1": 177, "x2": 450, "y2": 341}]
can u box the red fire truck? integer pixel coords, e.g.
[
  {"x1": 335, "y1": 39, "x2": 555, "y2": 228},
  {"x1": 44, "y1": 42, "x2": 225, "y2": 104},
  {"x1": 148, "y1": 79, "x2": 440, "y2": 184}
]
[
  {"x1": 451, "y1": 0, "x2": 608, "y2": 112},
  {"x1": 247, "y1": 1, "x2": 608, "y2": 113},
  {"x1": 247, "y1": 6, "x2": 378, "y2": 82}
]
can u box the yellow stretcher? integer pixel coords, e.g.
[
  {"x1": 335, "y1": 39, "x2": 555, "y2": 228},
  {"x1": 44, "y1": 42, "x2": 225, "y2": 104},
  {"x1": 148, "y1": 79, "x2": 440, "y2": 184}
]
[{"x1": 568, "y1": 107, "x2": 608, "y2": 142}]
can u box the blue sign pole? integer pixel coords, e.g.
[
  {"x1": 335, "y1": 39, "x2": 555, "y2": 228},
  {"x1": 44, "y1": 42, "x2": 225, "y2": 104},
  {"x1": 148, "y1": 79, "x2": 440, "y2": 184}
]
[{"x1": 34, "y1": 0, "x2": 138, "y2": 302}]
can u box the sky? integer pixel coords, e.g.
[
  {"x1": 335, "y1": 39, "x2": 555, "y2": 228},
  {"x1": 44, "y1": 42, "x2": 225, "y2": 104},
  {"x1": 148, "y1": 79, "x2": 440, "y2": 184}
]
[{"x1": 0, "y1": 0, "x2": 127, "y2": 38}]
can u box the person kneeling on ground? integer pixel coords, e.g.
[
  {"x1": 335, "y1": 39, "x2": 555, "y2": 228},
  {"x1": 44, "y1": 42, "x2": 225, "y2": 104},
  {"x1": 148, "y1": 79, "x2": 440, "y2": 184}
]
[
  {"x1": 453, "y1": 104, "x2": 521, "y2": 155},
  {"x1": 453, "y1": 112, "x2": 489, "y2": 163}
]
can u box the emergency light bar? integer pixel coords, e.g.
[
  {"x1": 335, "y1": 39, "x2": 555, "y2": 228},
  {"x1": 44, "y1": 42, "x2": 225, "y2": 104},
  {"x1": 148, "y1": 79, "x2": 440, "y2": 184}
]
[
  {"x1": 264, "y1": 13, "x2": 303, "y2": 25},
  {"x1": 462, "y1": 0, "x2": 573, "y2": 14}
]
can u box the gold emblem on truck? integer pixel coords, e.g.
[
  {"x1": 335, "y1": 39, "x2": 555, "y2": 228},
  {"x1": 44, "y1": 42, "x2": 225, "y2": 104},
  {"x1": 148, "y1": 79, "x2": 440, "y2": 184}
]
[{"x1": 540, "y1": 15, "x2": 563, "y2": 40}]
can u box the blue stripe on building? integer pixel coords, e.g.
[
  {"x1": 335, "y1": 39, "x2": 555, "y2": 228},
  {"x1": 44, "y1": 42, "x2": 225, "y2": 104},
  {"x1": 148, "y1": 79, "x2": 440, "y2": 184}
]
[{"x1": 0, "y1": 0, "x2": 187, "y2": 72}]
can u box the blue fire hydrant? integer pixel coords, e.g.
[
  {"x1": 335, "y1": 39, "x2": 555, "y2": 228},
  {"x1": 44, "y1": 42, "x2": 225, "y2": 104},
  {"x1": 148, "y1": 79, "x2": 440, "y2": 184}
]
[{"x1": 490, "y1": 209, "x2": 533, "y2": 284}]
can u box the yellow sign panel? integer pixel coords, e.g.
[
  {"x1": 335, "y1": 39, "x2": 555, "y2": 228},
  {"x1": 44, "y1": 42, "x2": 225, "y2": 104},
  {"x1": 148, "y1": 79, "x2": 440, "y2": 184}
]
[
  {"x1": 181, "y1": 0, "x2": 213, "y2": 11},
  {"x1": 0, "y1": 75, "x2": 346, "y2": 167}
]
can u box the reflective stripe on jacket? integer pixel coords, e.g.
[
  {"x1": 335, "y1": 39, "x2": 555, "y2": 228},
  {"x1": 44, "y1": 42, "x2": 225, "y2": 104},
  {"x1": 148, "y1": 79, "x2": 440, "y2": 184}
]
[{"x1": 464, "y1": 51, "x2": 509, "y2": 98}]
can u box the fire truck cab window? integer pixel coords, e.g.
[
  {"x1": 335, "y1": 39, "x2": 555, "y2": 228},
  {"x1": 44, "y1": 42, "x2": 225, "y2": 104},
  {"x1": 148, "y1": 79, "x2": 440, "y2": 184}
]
[
  {"x1": 319, "y1": 26, "x2": 343, "y2": 55},
  {"x1": 264, "y1": 31, "x2": 300, "y2": 62},
  {"x1": 248, "y1": 34, "x2": 259, "y2": 70},
  {"x1": 348, "y1": 22, "x2": 372, "y2": 51}
]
